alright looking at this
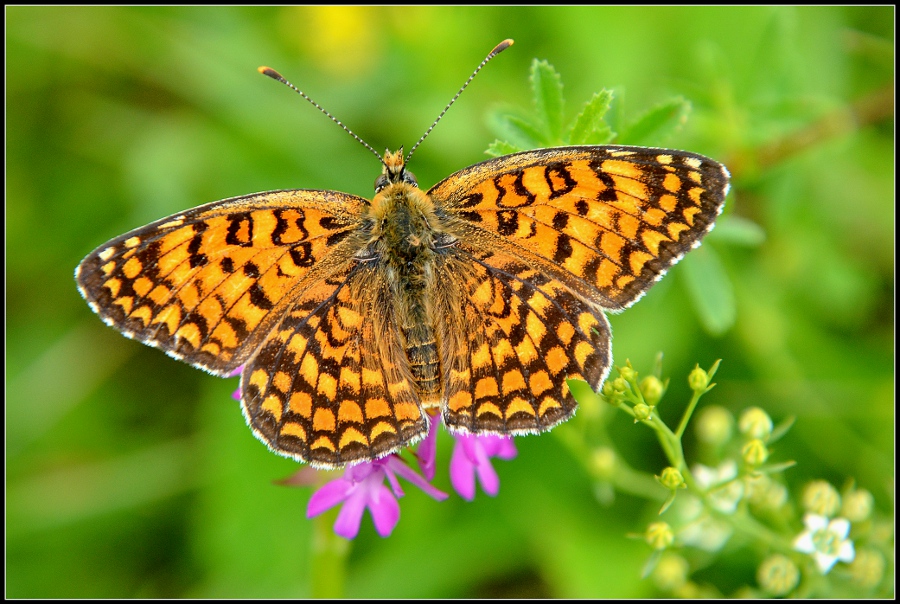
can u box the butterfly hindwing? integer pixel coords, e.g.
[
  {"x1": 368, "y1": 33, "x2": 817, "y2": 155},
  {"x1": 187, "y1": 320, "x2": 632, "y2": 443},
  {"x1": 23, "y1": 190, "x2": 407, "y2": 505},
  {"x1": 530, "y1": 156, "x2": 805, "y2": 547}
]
[
  {"x1": 241, "y1": 259, "x2": 428, "y2": 468},
  {"x1": 433, "y1": 245, "x2": 611, "y2": 435}
]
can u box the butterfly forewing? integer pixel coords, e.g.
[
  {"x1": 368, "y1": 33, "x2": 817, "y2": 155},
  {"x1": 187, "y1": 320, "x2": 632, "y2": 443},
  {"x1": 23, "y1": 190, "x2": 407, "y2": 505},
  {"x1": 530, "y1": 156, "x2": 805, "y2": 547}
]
[
  {"x1": 75, "y1": 190, "x2": 366, "y2": 376},
  {"x1": 429, "y1": 145, "x2": 730, "y2": 310}
]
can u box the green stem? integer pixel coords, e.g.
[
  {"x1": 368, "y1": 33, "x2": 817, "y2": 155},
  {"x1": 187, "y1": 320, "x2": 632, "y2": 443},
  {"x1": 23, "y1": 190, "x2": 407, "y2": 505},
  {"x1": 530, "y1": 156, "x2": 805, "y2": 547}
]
[
  {"x1": 310, "y1": 509, "x2": 349, "y2": 598},
  {"x1": 647, "y1": 413, "x2": 686, "y2": 471},
  {"x1": 674, "y1": 388, "x2": 704, "y2": 440}
]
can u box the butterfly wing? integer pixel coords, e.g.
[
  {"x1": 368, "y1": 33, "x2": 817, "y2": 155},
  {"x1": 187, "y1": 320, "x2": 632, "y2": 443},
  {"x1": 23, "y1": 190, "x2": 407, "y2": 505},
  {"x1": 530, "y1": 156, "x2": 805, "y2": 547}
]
[
  {"x1": 428, "y1": 145, "x2": 728, "y2": 434},
  {"x1": 433, "y1": 245, "x2": 610, "y2": 434},
  {"x1": 429, "y1": 145, "x2": 730, "y2": 311},
  {"x1": 75, "y1": 189, "x2": 366, "y2": 376},
  {"x1": 241, "y1": 258, "x2": 428, "y2": 468}
]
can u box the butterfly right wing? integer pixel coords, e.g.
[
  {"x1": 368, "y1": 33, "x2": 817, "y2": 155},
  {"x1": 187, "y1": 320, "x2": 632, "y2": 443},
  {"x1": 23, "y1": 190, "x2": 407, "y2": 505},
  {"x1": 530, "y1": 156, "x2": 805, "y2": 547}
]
[{"x1": 433, "y1": 244, "x2": 611, "y2": 435}]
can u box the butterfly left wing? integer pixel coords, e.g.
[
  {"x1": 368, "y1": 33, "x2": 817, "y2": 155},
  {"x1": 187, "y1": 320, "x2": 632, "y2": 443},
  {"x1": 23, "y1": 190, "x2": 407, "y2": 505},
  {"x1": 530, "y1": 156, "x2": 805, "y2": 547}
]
[
  {"x1": 75, "y1": 190, "x2": 365, "y2": 376},
  {"x1": 429, "y1": 145, "x2": 730, "y2": 311}
]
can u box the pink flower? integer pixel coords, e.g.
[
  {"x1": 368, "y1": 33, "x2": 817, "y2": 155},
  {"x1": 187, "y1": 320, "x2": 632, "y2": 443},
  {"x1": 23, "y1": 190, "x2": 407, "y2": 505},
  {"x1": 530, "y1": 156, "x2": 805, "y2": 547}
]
[
  {"x1": 415, "y1": 412, "x2": 441, "y2": 480},
  {"x1": 229, "y1": 366, "x2": 242, "y2": 401},
  {"x1": 449, "y1": 433, "x2": 517, "y2": 500},
  {"x1": 307, "y1": 453, "x2": 448, "y2": 539}
]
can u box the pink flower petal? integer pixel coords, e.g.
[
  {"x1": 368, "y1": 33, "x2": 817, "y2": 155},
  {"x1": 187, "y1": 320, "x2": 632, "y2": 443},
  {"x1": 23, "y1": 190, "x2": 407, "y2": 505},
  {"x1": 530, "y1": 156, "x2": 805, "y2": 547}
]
[
  {"x1": 416, "y1": 415, "x2": 441, "y2": 480},
  {"x1": 386, "y1": 456, "x2": 448, "y2": 500},
  {"x1": 333, "y1": 489, "x2": 368, "y2": 539},
  {"x1": 307, "y1": 478, "x2": 352, "y2": 517},
  {"x1": 368, "y1": 484, "x2": 401, "y2": 537},
  {"x1": 450, "y1": 441, "x2": 477, "y2": 500},
  {"x1": 449, "y1": 433, "x2": 516, "y2": 500},
  {"x1": 474, "y1": 450, "x2": 501, "y2": 496}
]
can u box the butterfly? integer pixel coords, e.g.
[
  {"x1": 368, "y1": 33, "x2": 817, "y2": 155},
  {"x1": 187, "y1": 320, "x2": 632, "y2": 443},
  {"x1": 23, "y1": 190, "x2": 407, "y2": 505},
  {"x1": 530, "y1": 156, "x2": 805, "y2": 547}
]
[{"x1": 76, "y1": 40, "x2": 730, "y2": 469}]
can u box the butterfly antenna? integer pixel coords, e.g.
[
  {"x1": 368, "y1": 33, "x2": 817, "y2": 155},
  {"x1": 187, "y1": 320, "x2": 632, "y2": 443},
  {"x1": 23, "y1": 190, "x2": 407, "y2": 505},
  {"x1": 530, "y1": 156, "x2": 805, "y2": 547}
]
[
  {"x1": 405, "y1": 39, "x2": 514, "y2": 164},
  {"x1": 258, "y1": 66, "x2": 387, "y2": 167}
]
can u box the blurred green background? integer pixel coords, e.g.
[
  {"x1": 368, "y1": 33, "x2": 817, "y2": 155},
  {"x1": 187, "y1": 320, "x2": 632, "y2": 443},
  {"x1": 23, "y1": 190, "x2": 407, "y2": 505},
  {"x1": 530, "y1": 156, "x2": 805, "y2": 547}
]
[{"x1": 7, "y1": 6, "x2": 893, "y2": 598}]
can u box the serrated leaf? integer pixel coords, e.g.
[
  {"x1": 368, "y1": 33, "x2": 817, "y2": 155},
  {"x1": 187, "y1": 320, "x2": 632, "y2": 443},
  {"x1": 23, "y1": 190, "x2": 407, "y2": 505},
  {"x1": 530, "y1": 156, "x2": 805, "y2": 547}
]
[
  {"x1": 679, "y1": 245, "x2": 735, "y2": 336},
  {"x1": 485, "y1": 139, "x2": 520, "y2": 157},
  {"x1": 620, "y1": 97, "x2": 691, "y2": 146},
  {"x1": 488, "y1": 108, "x2": 548, "y2": 148},
  {"x1": 569, "y1": 90, "x2": 616, "y2": 145},
  {"x1": 530, "y1": 59, "x2": 565, "y2": 143}
]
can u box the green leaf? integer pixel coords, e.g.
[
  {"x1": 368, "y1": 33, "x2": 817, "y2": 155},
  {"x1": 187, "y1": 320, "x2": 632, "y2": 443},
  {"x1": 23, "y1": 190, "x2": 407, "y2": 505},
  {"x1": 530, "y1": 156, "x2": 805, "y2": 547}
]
[
  {"x1": 488, "y1": 108, "x2": 548, "y2": 148},
  {"x1": 707, "y1": 214, "x2": 767, "y2": 247},
  {"x1": 569, "y1": 90, "x2": 616, "y2": 145},
  {"x1": 620, "y1": 97, "x2": 691, "y2": 146},
  {"x1": 485, "y1": 139, "x2": 520, "y2": 157},
  {"x1": 768, "y1": 416, "x2": 796, "y2": 444},
  {"x1": 530, "y1": 59, "x2": 565, "y2": 143},
  {"x1": 679, "y1": 245, "x2": 735, "y2": 336}
]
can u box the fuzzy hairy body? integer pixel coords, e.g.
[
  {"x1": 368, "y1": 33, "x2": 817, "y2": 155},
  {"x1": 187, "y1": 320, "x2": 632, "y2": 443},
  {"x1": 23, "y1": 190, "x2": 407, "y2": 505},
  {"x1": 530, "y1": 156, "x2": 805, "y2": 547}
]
[{"x1": 365, "y1": 181, "x2": 447, "y2": 403}]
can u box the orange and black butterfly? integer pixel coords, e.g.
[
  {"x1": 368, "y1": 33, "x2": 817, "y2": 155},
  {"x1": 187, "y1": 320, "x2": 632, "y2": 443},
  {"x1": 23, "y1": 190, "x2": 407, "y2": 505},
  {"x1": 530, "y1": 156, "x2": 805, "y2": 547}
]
[{"x1": 76, "y1": 40, "x2": 729, "y2": 468}]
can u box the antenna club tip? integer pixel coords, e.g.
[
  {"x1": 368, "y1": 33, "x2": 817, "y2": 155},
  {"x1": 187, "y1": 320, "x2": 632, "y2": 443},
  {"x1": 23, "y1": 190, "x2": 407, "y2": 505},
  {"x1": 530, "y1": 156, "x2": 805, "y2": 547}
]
[
  {"x1": 258, "y1": 66, "x2": 283, "y2": 80},
  {"x1": 492, "y1": 39, "x2": 514, "y2": 55}
]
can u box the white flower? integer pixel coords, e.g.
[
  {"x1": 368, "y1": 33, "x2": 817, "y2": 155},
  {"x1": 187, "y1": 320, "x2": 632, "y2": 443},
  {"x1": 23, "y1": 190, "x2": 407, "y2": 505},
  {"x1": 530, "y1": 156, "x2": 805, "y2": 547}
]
[
  {"x1": 793, "y1": 514, "x2": 855, "y2": 573},
  {"x1": 693, "y1": 460, "x2": 743, "y2": 513}
]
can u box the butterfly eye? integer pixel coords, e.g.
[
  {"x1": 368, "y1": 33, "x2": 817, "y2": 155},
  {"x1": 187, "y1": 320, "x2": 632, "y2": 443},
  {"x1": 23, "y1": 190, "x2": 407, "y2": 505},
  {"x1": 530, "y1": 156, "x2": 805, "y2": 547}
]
[
  {"x1": 401, "y1": 169, "x2": 418, "y2": 187},
  {"x1": 374, "y1": 169, "x2": 417, "y2": 192}
]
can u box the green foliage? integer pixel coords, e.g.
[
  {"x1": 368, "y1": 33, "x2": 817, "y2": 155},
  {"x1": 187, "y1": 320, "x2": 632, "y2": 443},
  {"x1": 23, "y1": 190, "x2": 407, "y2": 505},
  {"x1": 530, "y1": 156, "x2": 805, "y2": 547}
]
[
  {"x1": 7, "y1": 5, "x2": 894, "y2": 599},
  {"x1": 488, "y1": 59, "x2": 617, "y2": 152}
]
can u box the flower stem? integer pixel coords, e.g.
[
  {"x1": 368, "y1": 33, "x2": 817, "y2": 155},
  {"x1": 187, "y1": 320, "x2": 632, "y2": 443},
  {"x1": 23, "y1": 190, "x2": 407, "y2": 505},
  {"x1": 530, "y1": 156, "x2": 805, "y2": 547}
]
[{"x1": 310, "y1": 508, "x2": 349, "y2": 598}]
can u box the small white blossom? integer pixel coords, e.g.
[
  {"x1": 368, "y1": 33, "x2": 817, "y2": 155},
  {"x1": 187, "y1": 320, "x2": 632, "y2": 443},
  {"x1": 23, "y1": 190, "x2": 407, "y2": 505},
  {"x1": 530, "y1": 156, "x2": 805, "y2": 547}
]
[
  {"x1": 680, "y1": 509, "x2": 733, "y2": 552},
  {"x1": 793, "y1": 514, "x2": 855, "y2": 573},
  {"x1": 693, "y1": 461, "x2": 743, "y2": 513}
]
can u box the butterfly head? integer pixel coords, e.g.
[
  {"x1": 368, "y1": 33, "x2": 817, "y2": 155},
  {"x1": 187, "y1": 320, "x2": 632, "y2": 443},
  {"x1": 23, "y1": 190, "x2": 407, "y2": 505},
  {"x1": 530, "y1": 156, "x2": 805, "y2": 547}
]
[{"x1": 375, "y1": 147, "x2": 418, "y2": 193}]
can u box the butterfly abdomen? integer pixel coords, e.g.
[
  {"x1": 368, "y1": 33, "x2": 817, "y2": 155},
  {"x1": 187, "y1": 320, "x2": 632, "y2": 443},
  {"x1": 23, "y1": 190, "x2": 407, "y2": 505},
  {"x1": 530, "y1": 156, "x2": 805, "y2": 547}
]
[{"x1": 369, "y1": 182, "x2": 446, "y2": 400}]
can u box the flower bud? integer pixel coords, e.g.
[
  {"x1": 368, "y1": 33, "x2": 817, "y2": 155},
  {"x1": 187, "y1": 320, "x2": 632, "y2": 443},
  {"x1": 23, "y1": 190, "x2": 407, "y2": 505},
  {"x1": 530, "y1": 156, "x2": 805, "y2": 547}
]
[
  {"x1": 739, "y1": 407, "x2": 773, "y2": 439},
  {"x1": 802, "y1": 480, "x2": 841, "y2": 516},
  {"x1": 848, "y1": 547, "x2": 885, "y2": 589},
  {"x1": 646, "y1": 521, "x2": 675, "y2": 550},
  {"x1": 601, "y1": 380, "x2": 616, "y2": 398},
  {"x1": 688, "y1": 365, "x2": 709, "y2": 391},
  {"x1": 640, "y1": 375, "x2": 664, "y2": 406},
  {"x1": 841, "y1": 489, "x2": 874, "y2": 523},
  {"x1": 590, "y1": 447, "x2": 616, "y2": 480},
  {"x1": 652, "y1": 552, "x2": 690, "y2": 592},
  {"x1": 695, "y1": 405, "x2": 734, "y2": 446},
  {"x1": 757, "y1": 553, "x2": 800, "y2": 596},
  {"x1": 633, "y1": 403, "x2": 651, "y2": 421},
  {"x1": 658, "y1": 466, "x2": 685, "y2": 490},
  {"x1": 741, "y1": 438, "x2": 769, "y2": 466}
]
